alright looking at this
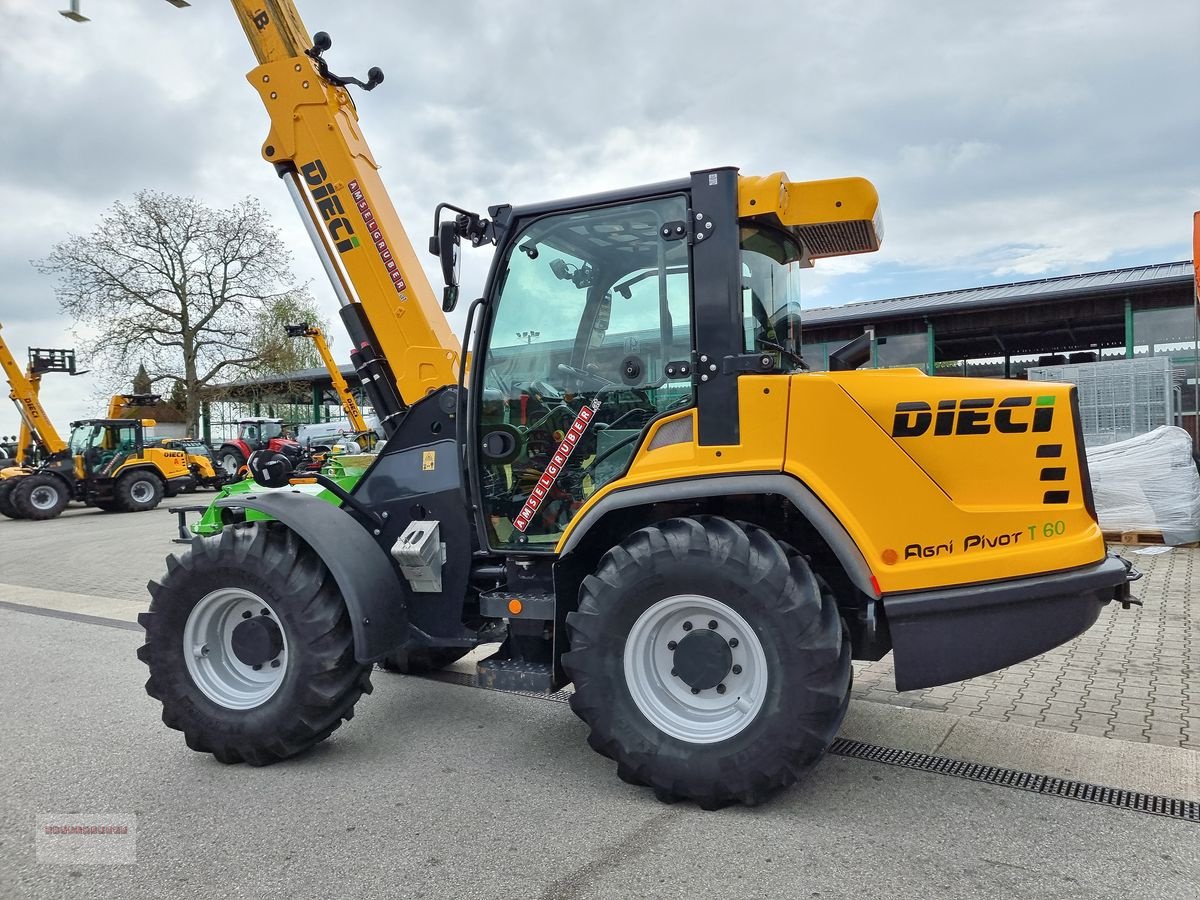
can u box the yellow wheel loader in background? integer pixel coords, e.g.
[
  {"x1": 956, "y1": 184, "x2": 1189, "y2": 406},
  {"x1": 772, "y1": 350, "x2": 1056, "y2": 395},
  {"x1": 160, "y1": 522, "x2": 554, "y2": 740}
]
[
  {"x1": 136, "y1": 0, "x2": 1137, "y2": 808},
  {"x1": 2, "y1": 328, "x2": 217, "y2": 520}
]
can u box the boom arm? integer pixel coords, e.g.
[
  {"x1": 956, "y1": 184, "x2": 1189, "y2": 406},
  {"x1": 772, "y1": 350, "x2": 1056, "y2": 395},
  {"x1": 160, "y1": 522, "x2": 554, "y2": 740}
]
[
  {"x1": 0, "y1": 324, "x2": 68, "y2": 457},
  {"x1": 229, "y1": 1, "x2": 460, "y2": 431},
  {"x1": 285, "y1": 323, "x2": 369, "y2": 433},
  {"x1": 14, "y1": 370, "x2": 40, "y2": 465}
]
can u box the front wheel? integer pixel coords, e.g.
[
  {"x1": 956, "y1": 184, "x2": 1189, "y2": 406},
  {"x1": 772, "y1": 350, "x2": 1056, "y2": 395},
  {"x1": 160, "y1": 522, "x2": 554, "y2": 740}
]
[
  {"x1": 137, "y1": 524, "x2": 373, "y2": 765},
  {"x1": 563, "y1": 516, "x2": 851, "y2": 809},
  {"x1": 11, "y1": 473, "x2": 70, "y2": 520}
]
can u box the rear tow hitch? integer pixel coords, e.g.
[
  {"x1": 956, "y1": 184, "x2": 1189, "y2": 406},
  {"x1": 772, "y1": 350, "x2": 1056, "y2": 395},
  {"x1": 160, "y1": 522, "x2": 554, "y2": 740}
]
[{"x1": 1115, "y1": 555, "x2": 1143, "y2": 609}]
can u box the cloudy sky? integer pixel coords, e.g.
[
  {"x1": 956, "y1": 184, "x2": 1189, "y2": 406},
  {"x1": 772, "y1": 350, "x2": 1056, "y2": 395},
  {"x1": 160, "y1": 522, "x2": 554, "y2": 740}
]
[{"x1": 1, "y1": 0, "x2": 1197, "y2": 435}]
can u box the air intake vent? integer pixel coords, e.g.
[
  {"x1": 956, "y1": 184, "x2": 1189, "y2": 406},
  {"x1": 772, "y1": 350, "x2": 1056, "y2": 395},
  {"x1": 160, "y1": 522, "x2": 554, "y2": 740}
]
[
  {"x1": 796, "y1": 219, "x2": 878, "y2": 258},
  {"x1": 647, "y1": 417, "x2": 693, "y2": 450}
]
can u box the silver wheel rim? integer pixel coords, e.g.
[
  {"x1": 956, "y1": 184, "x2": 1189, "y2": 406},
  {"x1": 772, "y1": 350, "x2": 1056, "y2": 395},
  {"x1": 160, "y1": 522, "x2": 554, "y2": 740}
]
[
  {"x1": 220, "y1": 454, "x2": 240, "y2": 475},
  {"x1": 623, "y1": 594, "x2": 768, "y2": 744},
  {"x1": 183, "y1": 588, "x2": 289, "y2": 710},
  {"x1": 29, "y1": 484, "x2": 60, "y2": 511},
  {"x1": 129, "y1": 479, "x2": 155, "y2": 503}
]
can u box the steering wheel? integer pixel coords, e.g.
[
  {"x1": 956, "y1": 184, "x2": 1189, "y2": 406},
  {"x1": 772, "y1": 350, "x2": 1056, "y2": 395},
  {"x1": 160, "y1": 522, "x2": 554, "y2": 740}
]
[{"x1": 557, "y1": 363, "x2": 615, "y2": 390}]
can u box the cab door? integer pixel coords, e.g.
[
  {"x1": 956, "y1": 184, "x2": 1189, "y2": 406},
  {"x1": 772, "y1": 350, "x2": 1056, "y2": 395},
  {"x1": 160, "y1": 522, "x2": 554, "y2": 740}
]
[{"x1": 472, "y1": 195, "x2": 694, "y2": 551}]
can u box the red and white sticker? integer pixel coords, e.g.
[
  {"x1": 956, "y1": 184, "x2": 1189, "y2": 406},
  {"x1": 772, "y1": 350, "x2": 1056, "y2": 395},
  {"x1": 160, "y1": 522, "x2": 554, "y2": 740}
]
[
  {"x1": 513, "y1": 399, "x2": 602, "y2": 533},
  {"x1": 348, "y1": 179, "x2": 407, "y2": 299}
]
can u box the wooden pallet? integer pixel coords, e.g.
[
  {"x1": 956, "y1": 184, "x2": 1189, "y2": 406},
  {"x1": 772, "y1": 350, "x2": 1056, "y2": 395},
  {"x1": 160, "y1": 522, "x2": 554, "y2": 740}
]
[{"x1": 1103, "y1": 530, "x2": 1198, "y2": 548}]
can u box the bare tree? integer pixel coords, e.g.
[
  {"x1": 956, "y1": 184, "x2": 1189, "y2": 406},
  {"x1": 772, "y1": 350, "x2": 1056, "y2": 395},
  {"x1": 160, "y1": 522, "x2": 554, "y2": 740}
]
[{"x1": 36, "y1": 191, "x2": 325, "y2": 431}]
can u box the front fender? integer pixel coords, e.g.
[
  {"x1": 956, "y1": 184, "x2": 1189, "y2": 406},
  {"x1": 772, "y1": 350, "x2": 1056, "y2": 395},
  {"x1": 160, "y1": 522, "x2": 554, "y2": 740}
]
[{"x1": 216, "y1": 490, "x2": 408, "y2": 663}]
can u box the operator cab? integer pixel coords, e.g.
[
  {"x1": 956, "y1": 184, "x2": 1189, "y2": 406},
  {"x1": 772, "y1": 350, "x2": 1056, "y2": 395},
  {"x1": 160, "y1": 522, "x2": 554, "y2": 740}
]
[
  {"x1": 238, "y1": 418, "x2": 286, "y2": 451},
  {"x1": 467, "y1": 171, "x2": 838, "y2": 553},
  {"x1": 68, "y1": 418, "x2": 145, "y2": 477}
]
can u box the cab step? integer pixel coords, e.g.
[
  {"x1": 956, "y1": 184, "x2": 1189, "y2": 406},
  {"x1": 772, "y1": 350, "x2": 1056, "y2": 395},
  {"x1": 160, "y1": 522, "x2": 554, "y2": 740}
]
[
  {"x1": 476, "y1": 657, "x2": 555, "y2": 693},
  {"x1": 478, "y1": 588, "x2": 555, "y2": 620}
]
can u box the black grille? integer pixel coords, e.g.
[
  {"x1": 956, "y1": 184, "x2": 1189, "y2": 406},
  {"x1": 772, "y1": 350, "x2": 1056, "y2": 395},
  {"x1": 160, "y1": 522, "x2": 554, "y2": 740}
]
[{"x1": 797, "y1": 219, "x2": 876, "y2": 257}]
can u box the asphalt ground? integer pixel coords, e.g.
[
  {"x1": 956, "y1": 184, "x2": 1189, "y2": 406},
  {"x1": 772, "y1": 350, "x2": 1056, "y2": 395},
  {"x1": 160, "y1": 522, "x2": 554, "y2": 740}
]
[
  {"x1": 1, "y1": 608, "x2": 1197, "y2": 900},
  {"x1": 1, "y1": 504, "x2": 1198, "y2": 897}
]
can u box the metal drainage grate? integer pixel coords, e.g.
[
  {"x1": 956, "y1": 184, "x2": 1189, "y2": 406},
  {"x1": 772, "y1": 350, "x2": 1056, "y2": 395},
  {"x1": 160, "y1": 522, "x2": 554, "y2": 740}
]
[{"x1": 828, "y1": 738, "x2": 1199, "y2": 823}]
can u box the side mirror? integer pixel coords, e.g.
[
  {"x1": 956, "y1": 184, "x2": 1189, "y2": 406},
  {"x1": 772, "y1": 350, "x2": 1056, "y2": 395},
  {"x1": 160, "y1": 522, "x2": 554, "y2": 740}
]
[
  {"x1": 438, "y1": 219, "x2": 461, "y2": 312},
  {"x1": 247, "y1": 450, "x2": 294, "y2": 489}
]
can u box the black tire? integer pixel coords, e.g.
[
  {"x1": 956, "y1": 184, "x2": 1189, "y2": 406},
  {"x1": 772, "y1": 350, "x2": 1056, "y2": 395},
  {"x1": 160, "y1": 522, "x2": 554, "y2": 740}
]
[
  {"x1": 11, "y1": 473, "x2": 70, "y2": 520},
  {"x1": 217, "y1": 448, "x2": 246, "y2": 478},
  {"x1": 0, "y1": 478, "x2": 24, "y2": 519},
  {"x1": 112, "y1": 469, "x2": 164, "y2": 512},
  {"x1": 378, "y1": 645, "x2": 471, "y2": 675},
  {"x1": 563, "y1": 516, "x2": 851, "y2": 809},
  {"x1": 137, "y1": 523, "x2": 373, "y2": 766}
]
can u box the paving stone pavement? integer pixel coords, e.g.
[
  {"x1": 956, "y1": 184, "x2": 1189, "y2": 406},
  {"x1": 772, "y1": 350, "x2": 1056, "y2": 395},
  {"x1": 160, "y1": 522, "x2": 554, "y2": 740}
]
[
  {"x1": 851, "y1": 545, "x2": 1198, "y2": 750},
  {"x1": 2, "y1": 509, "x2": 1196, "y2": 751}
]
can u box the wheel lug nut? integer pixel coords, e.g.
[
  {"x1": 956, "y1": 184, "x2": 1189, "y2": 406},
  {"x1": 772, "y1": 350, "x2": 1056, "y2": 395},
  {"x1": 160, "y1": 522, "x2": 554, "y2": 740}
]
[
  {"x1": 732, "y1": 664, "x2": 742, "y2": 674},
  {"x1": 241, "y1": 611, "x2": 252, "y2": 619},
  {"x1": 253, "y1": 664, "x2": 262, "y2": 671},
  {"x1": 716, "y1": 684, "x2": 726, "y2": 694},
  {"x1": 708, "y1": 620, "x2": 718, "y2": 630},
  {"x1": 671, "y1": 668, "x2": 678, "y2": 677},
  {"x1": 667, "y1": 640, "x2": 677, "y2": 651},
  {"x1": 691, "y1": 687, "x2": 700, "y2": 695},
  {"x1": 682, "y1": 621, "x2": 693, "y2": 631},
  {"x1": 270, "y1": 659, "x2": 281, "y2": 668},
  {"x1": 728, "y1": 638, "x2": 739, "y2": 648},
  {"x1": 260, "y1": 609, "x2": 270, "y2": 616}
]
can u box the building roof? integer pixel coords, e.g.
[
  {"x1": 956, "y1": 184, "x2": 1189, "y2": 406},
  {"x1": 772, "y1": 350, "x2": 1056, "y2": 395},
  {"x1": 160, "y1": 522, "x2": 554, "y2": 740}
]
[
  {"x1": 804, "y1": 261, "x2": 1194, "y2": 327},
  {"x1": 207, "y1": 364, "x2": 358, "y2": 392}
]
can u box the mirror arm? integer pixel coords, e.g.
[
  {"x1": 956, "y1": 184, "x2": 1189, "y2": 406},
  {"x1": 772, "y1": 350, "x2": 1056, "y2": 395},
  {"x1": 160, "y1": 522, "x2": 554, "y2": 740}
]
[{"x1": 293, "y1": 471, "x2": 386, "y2": 529}]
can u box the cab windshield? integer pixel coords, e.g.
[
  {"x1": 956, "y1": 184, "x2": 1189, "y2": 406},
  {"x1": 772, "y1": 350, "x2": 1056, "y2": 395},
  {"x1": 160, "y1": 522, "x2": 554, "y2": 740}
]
[
  {"x1": 260, "y1": 422, "x2": 283, "y2": 440},
  {"x1": 740, "y1": 225, "x2": 805, "y2": 369}
]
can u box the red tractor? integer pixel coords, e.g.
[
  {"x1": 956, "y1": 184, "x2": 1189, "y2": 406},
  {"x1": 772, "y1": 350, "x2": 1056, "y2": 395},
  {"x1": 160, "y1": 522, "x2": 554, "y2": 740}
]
[{"x1": 214, "y1": 418, "x2": 303, "y2": 477}]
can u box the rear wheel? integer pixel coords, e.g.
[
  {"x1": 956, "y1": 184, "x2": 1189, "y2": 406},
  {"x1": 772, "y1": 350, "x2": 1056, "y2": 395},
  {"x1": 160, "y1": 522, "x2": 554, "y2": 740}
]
[
  {"x1": 0, "y1": 478, "x2": 24, "y2": 519},
  {"x1": 137, "y1": 523, "x2": 373, "y2": 765},
  {"x1": 563, "y1": 516, "x2": 851, "y2": 809},
  {"x1": 113, "y1": 469, "x2": 164, "y2": 512},
  {"x1": 11, "y1": 473, "x2": 70, "y2": 520}
]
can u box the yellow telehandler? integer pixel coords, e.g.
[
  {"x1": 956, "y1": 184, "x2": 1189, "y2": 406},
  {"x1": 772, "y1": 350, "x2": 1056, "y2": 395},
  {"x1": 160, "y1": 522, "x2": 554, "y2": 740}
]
[{"x1": 136, "y1": 0, "x2": 1137, "y2": 808}]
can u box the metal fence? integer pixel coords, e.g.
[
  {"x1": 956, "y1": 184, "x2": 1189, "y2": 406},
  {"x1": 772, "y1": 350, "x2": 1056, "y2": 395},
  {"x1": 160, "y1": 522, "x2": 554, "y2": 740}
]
[{"x1": 1027, "y1": 357, "x2": 1178, "y2": 447}]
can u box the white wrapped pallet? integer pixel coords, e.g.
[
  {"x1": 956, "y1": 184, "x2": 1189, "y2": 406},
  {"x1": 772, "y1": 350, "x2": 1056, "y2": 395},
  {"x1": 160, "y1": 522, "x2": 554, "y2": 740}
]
[{"x1": 1085, "y1": 425, "x2": 1200, "y2": 544}]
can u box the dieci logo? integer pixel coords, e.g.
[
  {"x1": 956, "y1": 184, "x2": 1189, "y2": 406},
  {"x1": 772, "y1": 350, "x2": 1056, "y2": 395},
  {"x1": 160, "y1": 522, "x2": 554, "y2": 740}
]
[
  {"x1": 891, "y1": 395, "x2": 1055, "y2": 438},
  {"x1": 300, "y1": 159, "x2": 360, "y2": 254}
]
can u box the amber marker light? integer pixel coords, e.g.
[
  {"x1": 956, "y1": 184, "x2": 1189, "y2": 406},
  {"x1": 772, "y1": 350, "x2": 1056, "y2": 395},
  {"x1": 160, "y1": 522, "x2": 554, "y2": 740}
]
[
  {"x1": 881, "y1": 548, "x2": 899, "y2": 565},
  {"x1": 508, "y1": 599, "x2": 523, "y2": 616}
]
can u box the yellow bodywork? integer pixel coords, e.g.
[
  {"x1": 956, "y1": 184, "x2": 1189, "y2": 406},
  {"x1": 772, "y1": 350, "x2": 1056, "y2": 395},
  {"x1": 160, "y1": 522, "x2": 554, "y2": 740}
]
[
  {"x1": 738, "y1": 173, "x2": 883, "y2": 260},
  {"x1": 560, "y1": 371, "x2": 1104, "y2": 595}
]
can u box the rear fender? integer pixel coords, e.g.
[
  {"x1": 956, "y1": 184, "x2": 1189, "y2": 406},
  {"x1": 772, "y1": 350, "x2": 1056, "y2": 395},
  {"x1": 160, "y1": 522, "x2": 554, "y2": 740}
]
[{"x1": 215, "y1": 490, "x2": 408, "y2": 662}]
